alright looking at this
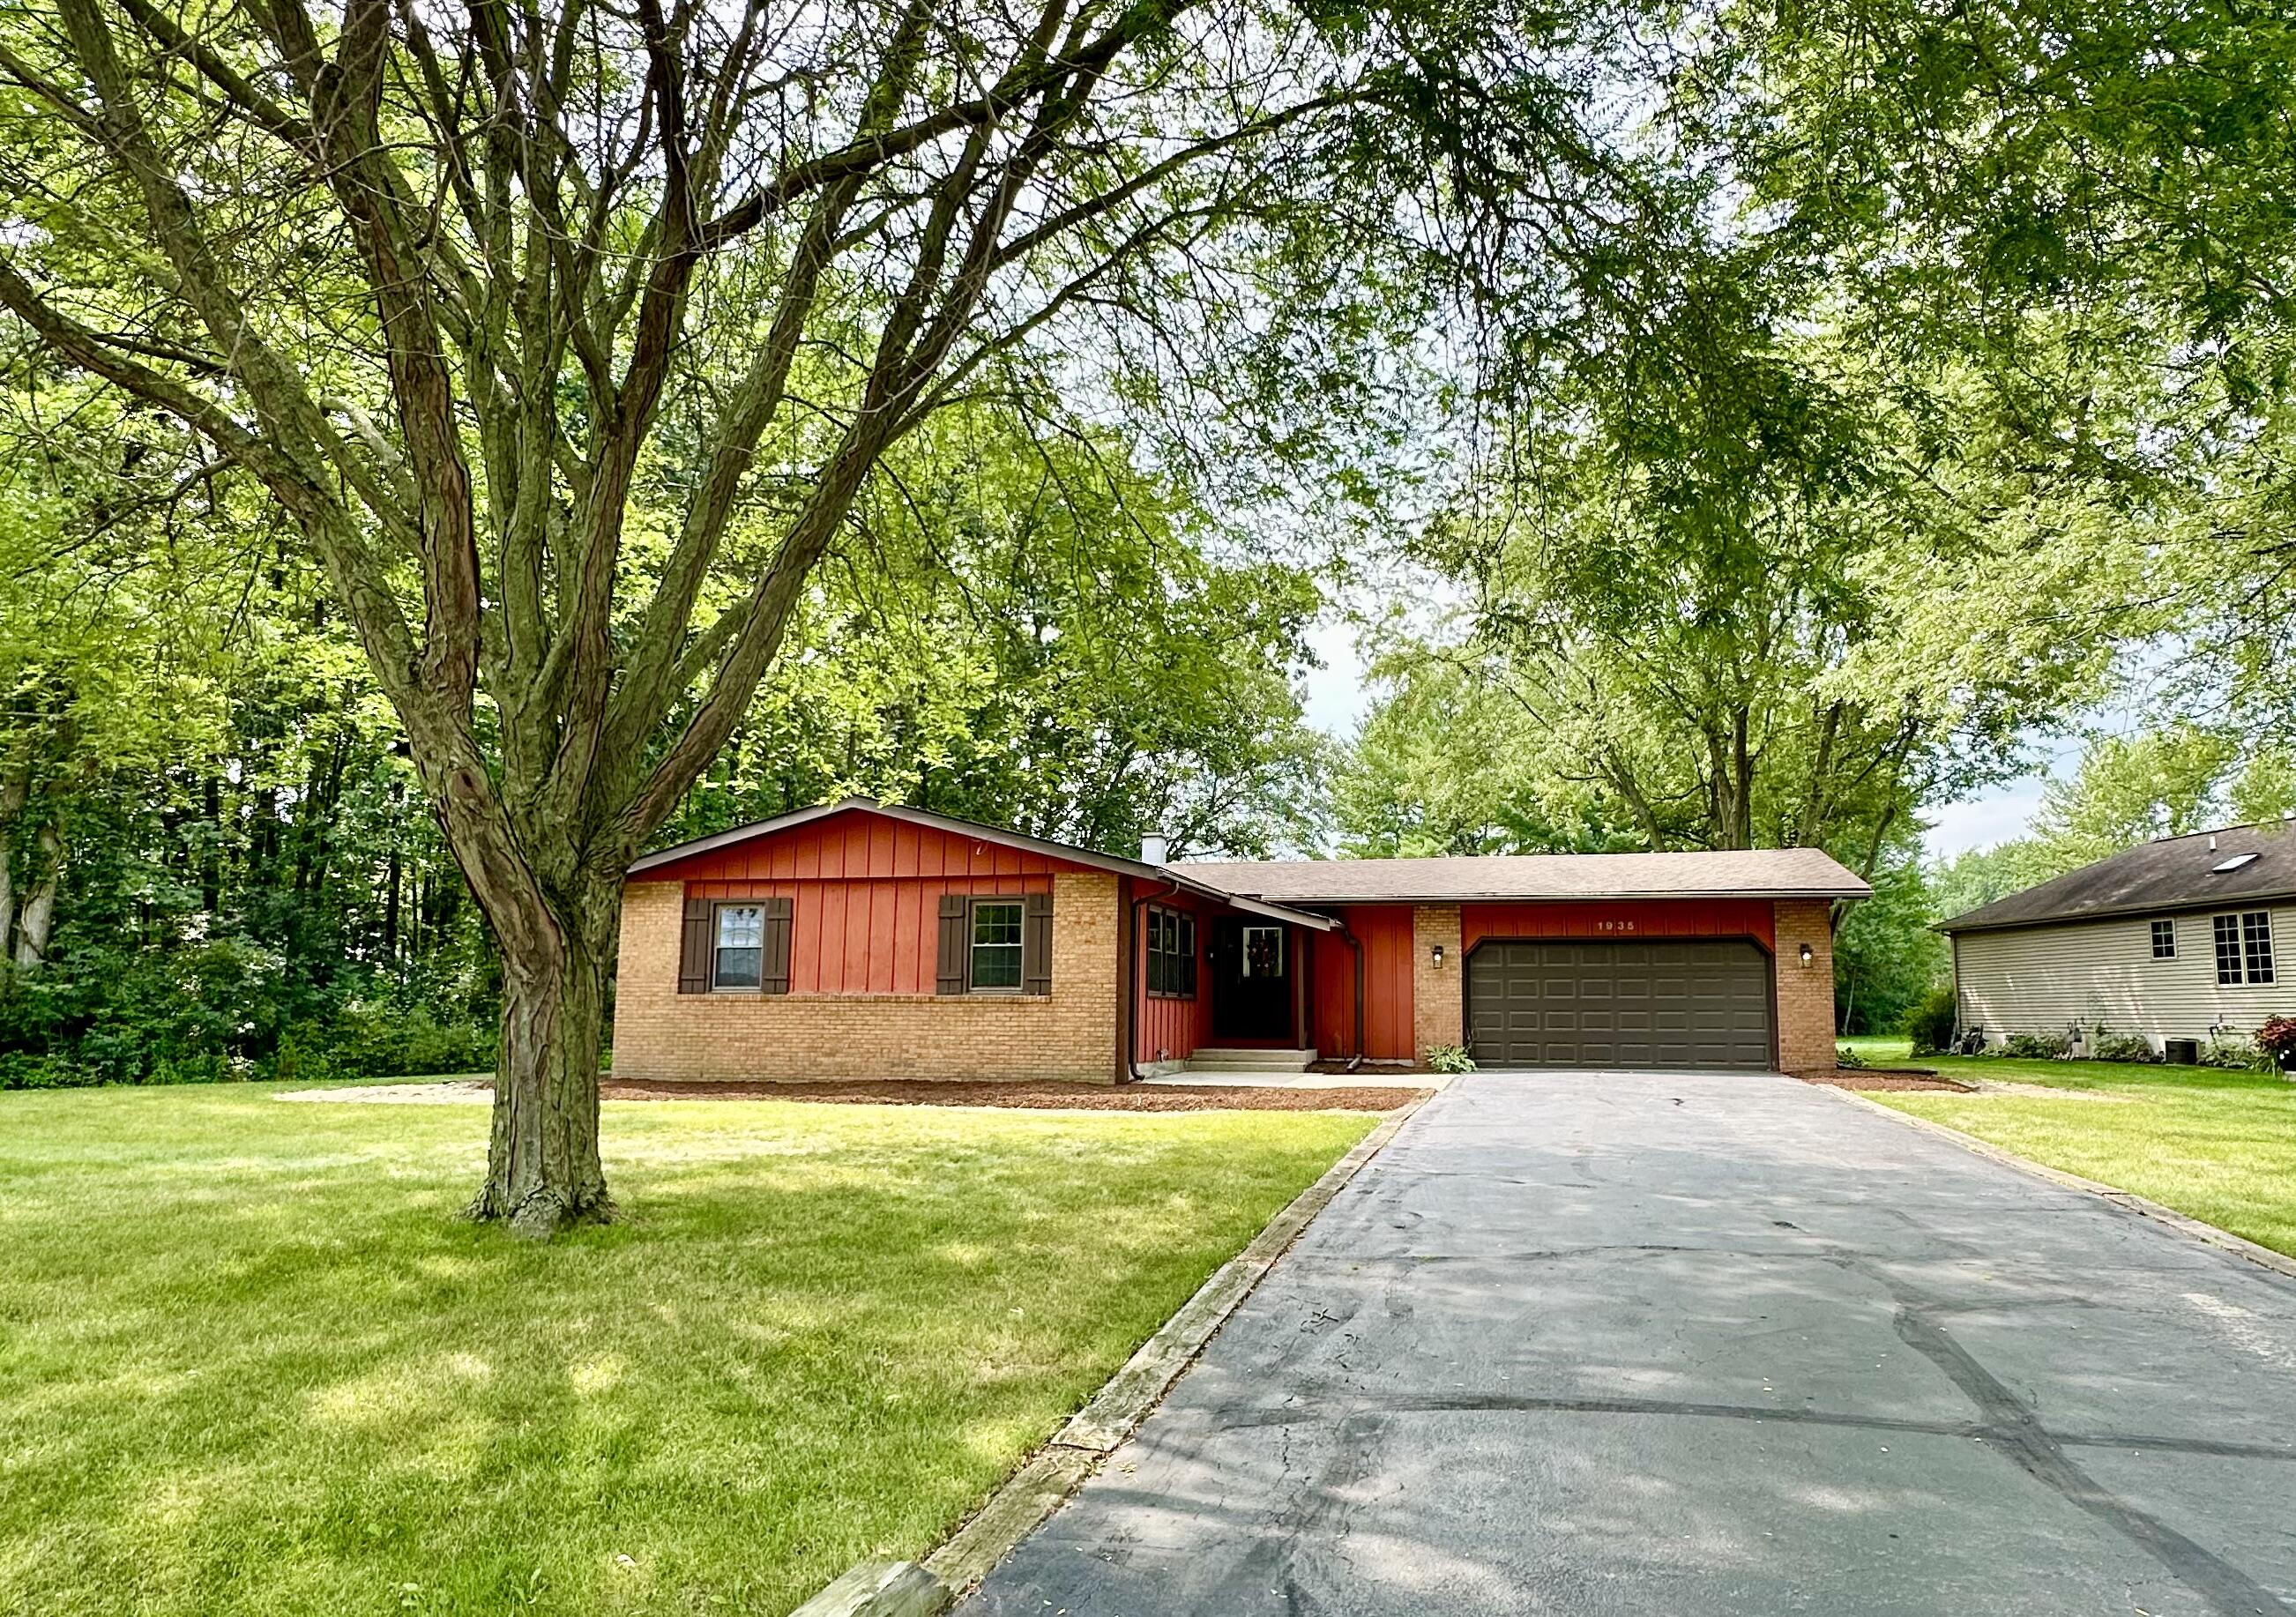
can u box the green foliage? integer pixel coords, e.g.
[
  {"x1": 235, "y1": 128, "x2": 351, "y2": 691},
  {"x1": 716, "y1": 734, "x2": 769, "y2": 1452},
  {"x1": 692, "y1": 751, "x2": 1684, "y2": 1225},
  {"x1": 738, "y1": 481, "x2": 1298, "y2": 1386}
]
[
  {"x1": 1424, "y1": 1043, "x2": 1477, "y2": 1074},
  {"x1": 1983, "y1": 1032, "x2": 2071, "y2": 1061},
  {"x1": 1331, "y1": 657, "x2": 1647, "y2": 856},
  {"x1": 2202, "y1": 1036, "x2": 2275, "y2": 1074},
  {"x1": 1833, "y1": 852, "x2": 1948, "y2": 1035},
  {"x1": 2254, "y1": 1016, "x2": 2296, "y2": 1066},
  {"x1": 1834, "y1": 1043, "x2": 1869, "y2": 1070},
  {"x1": 1932, "y1": 840, "x2": 2071, "y2": 924},
  {"x1": 1905, "y1": 983, "x2": 1958, "y2": 1055},
  {"x1": 1934, "y1": 728, "x2": 2296, "y2": 932},
  {"x1": 652, "y1": 407, "x2": 1330, "y2": 861},
  {"x1": 2085, "y1": 1031, "x2": 2158, "y2": 1065},
  {"x1": 2030, "y1": 727, "x2": 2242, "y2": 868}
]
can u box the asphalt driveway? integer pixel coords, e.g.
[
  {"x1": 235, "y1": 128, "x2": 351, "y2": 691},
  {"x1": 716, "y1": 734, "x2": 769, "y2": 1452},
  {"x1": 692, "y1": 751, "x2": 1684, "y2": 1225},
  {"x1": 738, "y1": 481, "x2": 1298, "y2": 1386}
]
[{"x1": 965, "y1": 1070, "x2": 2296, "y2": 1615}]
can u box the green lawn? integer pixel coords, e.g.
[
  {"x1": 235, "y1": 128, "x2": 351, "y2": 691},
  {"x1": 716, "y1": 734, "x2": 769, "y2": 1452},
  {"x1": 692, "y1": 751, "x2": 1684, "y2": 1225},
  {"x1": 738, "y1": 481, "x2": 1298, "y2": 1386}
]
[
  {"x1": 0, "y1": 1084, "x2": 1375, "y2": 1617},
  {"x1": 1837, "y1": 1036, "x2": 2296, "y2": 1259}
]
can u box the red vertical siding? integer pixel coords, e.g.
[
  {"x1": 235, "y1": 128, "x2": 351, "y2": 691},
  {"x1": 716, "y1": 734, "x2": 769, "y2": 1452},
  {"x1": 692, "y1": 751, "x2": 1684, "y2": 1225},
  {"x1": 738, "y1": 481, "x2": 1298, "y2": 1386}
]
[
  {"x1": 1309, "y1": 905, "x2": 1415, "y2": 1061},
  {"x1": 1460, "y1": 899, "x2": 1776, "y2": 954},
  {"x1": 660, "y1": 808, "x2": 1084, "y2": 995},
  {"x1": 1130, "y1": 882, "x2": 1213, "y2": 1063}
]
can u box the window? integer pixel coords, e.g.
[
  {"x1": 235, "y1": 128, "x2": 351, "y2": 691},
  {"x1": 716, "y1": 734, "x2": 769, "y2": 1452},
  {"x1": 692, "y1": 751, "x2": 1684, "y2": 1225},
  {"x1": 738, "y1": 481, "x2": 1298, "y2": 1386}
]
[
  {"x1": 1147, "y1": 906, "x2": 1197, "y2": 998},
  {"x1": 2215, "y1": 914, "x2": 2243, "y2": 983},
  {"x1": 970, "y1": 900, "x2": 1025, "y2": 990},
  {"x1": 2151, "y1": 920, "x2": 2176, "y2": 959},
  {"x1": 2244, "y1": 912, "x2": 2275, "y2": 984},
  {"x1": 2212, "y1": 852, "x2": 2261, "y2": 873},
  {"x1": 713, "y1": 904, "x2": 764, "y2": 989},
  {"x1": 1241, "y1": 924, "x2": 1285, "y2": 978},
  {"x1": 2215, "y1": 912, "x2": 2277, "y2": 985}
]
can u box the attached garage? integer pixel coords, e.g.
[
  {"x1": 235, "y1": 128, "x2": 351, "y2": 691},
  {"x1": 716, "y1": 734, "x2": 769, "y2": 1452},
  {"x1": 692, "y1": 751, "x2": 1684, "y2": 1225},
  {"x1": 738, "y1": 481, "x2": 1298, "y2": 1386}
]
[{"x1": 1465, "y1": 939, "x2": 1775, "y2": 1070}]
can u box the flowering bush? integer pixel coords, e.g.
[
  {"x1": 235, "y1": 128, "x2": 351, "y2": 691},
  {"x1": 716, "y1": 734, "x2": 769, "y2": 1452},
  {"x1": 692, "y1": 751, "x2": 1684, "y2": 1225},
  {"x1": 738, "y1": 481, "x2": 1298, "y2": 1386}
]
[{"x1": 2252, "y1": 1016, "x2": 2296, "y2": 1069}]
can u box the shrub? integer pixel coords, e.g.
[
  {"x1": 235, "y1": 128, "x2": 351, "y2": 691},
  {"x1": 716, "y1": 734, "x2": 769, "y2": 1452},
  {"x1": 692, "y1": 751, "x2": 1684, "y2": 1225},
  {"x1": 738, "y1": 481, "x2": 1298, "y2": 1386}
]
[
  {"x1": 1981, "y1": 1031, "x2": 2070, "y2": 1060},
  {"x1": 1904, "y1": 983, "x2": 1958, "y2": 1055},
  {"x1": 2253, "y1": 1015, "x2": 2296, "y2": 1069},
  {"x1": 1425, "y1": 1043, "x2": 1477, "y2": 1075},
  {"x1": 0, "y1": 936, "x2": 497, "y2": 1088},
  {"x1": 1835, "y1": 1044, "x2": 1870, "y2": 1070},
  {"x1": 2086, "y1": 1030, "x2": 2158, "y2": 1063},
  {"x1": 2200, "y1": 1035, "x2": 2274, "y2": 1073}
]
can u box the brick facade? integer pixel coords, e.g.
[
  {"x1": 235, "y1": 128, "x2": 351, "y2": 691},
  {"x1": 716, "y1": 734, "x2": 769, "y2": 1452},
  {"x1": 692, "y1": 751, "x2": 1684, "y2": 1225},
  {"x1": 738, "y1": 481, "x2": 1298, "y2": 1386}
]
[
  {"x1": 610, "y1": 870, "x2": 1123, "y2": 1083},
  {"x1": 1411, "y1": 903, "x2": 1464, "y2": 1060},
  {"x1": 1771, "y1": 898, "x2": 1839, "y2": 1073}
]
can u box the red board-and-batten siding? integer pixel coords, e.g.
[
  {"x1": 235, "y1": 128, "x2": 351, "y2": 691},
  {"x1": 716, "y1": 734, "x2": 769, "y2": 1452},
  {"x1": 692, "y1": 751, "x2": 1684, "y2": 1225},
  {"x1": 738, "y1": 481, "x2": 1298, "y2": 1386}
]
[
  {"x1": 1129, "y1": 879, "x2": 1215, "y2": 1064},
  {"x1": 1310, "y1": 905, "x2": 1417, "y2": 1062},
  {"x1": 644, "y1": 813, "x2": 1066, "y2": 995},
  {"x1": 1460, "y1": 899, "x2": 1777, "y2": 954}
]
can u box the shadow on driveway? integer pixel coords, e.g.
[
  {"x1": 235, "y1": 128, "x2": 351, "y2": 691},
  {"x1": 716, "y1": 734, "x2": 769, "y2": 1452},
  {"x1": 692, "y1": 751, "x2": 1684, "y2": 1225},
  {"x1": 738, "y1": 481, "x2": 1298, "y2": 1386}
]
[{"x1": 965, "y1": 1070, "x2": 2296, "y2": 1616}]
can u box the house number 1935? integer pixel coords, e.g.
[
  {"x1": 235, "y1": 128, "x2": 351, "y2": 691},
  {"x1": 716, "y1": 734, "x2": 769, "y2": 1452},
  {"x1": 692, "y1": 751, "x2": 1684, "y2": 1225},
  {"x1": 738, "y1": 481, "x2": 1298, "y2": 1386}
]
[{"x1": 1597, "y1": 919, "x2": 1636, "y2": 932}]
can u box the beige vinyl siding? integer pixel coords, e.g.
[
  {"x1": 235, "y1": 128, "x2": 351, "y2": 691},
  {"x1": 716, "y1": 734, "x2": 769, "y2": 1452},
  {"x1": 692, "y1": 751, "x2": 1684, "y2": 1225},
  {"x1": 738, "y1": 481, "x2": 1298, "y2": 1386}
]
[{"x1": 1954, "y1": 905, "x2": 2296, "y2": 1047}]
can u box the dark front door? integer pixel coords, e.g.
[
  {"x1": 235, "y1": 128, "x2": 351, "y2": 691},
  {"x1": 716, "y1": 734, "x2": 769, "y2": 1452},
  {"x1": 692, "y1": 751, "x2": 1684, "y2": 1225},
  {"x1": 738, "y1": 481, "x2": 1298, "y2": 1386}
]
[
  {"x1": 1211, "y1": 918, "x2": 1293, "y2": 1041},
  {"x1": 1466, "y1": 939, "x2": 1775, "y2": 1070}
]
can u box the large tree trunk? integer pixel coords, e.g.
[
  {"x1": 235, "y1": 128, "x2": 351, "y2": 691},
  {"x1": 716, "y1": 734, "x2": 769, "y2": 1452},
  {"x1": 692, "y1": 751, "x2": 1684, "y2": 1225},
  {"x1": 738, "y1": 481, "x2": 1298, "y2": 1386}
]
[
  {"x1": 12, "y1": 820, "x2": 61, "y2": 969},
  {"x1": 465, "y1": 880, "x2": 619, "y2": 1236}
]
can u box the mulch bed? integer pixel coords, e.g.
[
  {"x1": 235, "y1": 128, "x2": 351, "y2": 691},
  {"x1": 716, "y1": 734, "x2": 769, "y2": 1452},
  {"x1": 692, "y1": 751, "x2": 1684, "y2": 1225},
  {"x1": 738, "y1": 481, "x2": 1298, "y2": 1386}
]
[
  {"x1": 1799, "y1": 1068, "x2": 1975, "y2": 1093},
  {"x1": 596, "y1": 1078, "x2": 1428, "y2": 1113}
]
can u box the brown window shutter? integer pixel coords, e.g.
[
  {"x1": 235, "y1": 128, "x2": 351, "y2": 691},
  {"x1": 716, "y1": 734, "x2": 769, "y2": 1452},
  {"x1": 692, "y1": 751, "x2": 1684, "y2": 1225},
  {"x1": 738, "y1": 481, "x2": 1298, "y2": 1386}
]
[
  {"x1": 760, "y1": 897, "x2": 794, "y2": 995},
  {"x1": 678, "y1": 896, "x2": 713, "y2": 994},
  {"x1": 1023, "y1": 890, "x2": 1053, "y2": 995},
  {"x1": 936, "y1": 894, "x2": 969, "y2": 995}
]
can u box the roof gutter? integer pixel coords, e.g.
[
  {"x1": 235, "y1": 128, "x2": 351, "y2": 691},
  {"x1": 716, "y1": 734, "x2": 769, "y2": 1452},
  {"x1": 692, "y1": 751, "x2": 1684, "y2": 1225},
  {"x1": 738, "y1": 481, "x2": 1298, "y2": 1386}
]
[{"x1": 1215, "y1": 889, "x2": 1875, "y2": 907}]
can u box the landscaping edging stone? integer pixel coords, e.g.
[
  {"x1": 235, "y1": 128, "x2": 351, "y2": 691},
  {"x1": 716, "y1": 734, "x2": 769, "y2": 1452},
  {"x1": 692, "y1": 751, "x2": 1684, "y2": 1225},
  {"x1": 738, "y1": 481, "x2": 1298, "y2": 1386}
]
[
  {"x1": 1823, "y1": 1084, "x2": 2296, "y2": 1283},
  {"x1": 789, "y1": 1095, "x2": 1431, "y2": 1614}
]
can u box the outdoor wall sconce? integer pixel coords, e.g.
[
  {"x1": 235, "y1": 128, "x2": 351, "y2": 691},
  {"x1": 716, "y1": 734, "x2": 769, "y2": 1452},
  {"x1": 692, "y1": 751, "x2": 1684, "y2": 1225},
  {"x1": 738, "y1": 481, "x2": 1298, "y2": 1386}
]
[
  {"x1": 1432, "y1": 944, "x2": 1446, "y2": 969},
  {"x1": 1799, "y1": 943, "x2": 1815, "y2": 968}
]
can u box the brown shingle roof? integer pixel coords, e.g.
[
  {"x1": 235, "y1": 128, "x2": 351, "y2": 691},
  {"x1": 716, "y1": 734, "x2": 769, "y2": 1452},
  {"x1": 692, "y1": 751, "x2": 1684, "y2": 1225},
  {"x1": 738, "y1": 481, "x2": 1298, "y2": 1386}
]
[
  {"x1": 1170, "y1": 847, "x2": 1871, "y2": 905},
  {"x1": 1936, "y1": 821, "x2": 2296, "y2": 934}
]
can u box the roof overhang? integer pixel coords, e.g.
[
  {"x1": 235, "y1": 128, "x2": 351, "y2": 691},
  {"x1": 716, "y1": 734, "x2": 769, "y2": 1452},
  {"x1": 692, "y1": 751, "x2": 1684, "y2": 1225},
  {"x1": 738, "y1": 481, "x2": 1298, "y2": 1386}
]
[
  {"x1": 1937, "y1": 890, "x2": 2296, "y2": 935},
  {"x1": 627, "y1": 798, "x2": 1338, "y2": 931},
  {"x1": 1228, "y1": 886, "x2": 1872, "y2": 905}
]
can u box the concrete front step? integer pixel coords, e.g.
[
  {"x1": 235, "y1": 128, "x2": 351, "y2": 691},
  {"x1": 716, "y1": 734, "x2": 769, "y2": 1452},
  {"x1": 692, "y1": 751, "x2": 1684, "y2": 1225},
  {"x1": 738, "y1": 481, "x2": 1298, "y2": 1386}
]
[{"x1": 1185, "y1": 1047, "x2": 1318, "y2": 1073}]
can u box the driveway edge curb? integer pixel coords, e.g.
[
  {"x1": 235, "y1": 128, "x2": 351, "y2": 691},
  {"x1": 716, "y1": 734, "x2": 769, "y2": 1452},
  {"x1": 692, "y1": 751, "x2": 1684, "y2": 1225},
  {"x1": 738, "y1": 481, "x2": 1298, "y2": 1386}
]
[
  {"x1": 891, "y1": 1092, "x2": 1432, "y2": 1604},
  {"x1": 1819, "y1": 1083, "x2": 2296, "y2": 1282}
]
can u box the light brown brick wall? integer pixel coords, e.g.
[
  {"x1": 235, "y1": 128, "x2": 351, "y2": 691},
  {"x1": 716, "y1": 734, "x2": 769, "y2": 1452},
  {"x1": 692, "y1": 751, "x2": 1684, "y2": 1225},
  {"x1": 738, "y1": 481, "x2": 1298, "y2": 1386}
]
[
  {"x1": 1412, "y1": 903, "x2": 1463, "y2": 1061},
  {"x1": 1773, "y1": 898, "x2": 1838, "y2": 1073},
  {"x1": 609, "y1": 871, "x2": 1123, "y2": 1083}
]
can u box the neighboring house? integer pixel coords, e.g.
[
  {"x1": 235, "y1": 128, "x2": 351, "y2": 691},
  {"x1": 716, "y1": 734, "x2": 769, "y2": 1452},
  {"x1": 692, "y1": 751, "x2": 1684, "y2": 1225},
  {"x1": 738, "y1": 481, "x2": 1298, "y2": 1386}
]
[
  {"x1": 1938, "y1": 822, "x2": 2296, "y2": 1055},
  {"x1": 611, "y1": 798, "x2": 1868, "y2": 1082}
]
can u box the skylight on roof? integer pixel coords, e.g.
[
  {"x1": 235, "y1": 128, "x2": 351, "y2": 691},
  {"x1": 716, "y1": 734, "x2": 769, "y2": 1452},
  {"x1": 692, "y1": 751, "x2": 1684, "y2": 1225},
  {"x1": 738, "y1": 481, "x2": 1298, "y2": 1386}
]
[{"x1": 2211, "y1": 852, "x2": 2262, "y2": 874}]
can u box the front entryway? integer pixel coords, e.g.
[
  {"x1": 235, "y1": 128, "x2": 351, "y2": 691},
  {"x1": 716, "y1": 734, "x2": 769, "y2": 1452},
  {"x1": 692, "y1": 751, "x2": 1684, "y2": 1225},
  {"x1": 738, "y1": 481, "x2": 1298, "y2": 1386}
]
[
  {"x1": 1211, "y1": 917, "x2": 1293, "y2": 1041},
  {"x1": 1466, "y1": 937, "x2": 1773, "y2": 1069}
]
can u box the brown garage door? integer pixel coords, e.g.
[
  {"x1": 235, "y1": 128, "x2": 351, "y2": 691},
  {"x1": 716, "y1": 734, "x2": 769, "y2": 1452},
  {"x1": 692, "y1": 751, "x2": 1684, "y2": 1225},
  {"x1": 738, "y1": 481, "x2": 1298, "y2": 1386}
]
[{"x1": 1466, "y1": 939, "x2": 1774, "y2": 1069}]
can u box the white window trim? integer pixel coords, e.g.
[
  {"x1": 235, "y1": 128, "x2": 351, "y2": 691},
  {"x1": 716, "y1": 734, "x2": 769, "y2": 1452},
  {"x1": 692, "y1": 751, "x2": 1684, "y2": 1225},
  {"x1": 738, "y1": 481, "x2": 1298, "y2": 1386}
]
[{"x1": 968, "y1": 897, "x2": 1026, "y2": 995}]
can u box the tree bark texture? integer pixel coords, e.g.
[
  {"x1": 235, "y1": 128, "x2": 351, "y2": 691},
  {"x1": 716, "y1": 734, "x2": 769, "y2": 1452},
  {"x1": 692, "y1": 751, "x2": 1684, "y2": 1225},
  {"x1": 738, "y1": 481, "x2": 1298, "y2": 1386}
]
[
  {"x1": 465, "y1": 893, "x2": 615, "y2": 1234},
  {"x1": 0, "y1": 0, "x2": 1378, "y2": 1233}
]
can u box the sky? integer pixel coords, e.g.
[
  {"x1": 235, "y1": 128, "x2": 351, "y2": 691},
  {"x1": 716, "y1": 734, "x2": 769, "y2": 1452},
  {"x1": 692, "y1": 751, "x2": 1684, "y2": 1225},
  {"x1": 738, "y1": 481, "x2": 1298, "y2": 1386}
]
[{"x1": 1300, "y1": 610, "x2": 2074, "y2": 861}]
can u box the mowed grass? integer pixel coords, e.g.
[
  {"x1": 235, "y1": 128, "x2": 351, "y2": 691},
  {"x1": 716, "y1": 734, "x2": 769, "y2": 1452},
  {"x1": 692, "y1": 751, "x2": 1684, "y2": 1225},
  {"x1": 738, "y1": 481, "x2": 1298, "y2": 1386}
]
[
  {"x1": 1841, "y1": 1036, "x2": 2296, "y2": 1259},
  {"x1": 0, "y1": 1084, "x2": 1375, "y2": 1617}
]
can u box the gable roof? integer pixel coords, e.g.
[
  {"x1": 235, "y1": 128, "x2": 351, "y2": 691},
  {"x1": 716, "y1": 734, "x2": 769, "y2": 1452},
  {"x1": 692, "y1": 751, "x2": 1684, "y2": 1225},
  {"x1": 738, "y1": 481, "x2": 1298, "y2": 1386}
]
[
  {"x1": 626, "y1": 799, "x2": 1338, "y2": 930},
  {"x1": 1937, "y1": 821, "x2": 2296, "y2": 935},
  {"x1": 1171, "y1": 847, "x2": 1871, "y2": 905}
]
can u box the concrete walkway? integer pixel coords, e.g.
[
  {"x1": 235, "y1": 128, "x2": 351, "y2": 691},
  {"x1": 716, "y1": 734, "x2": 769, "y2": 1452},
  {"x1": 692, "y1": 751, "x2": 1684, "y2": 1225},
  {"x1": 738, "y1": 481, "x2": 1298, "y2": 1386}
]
[{"x1": 965, "y1": 1070, "x2": 2296, "y2": 1615}]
